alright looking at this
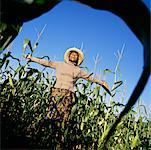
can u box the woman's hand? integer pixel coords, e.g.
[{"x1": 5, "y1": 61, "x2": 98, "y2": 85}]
[
  {"x1": 25, "y1": 54, "x2": 32, "y2": 60},
  {"x1": 101, "y1": 80, "x2": 110, "y2": 90}
]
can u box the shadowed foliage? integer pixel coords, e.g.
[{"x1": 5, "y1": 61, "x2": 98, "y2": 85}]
[{"x1": 0, "y1": 51, "x2": 150, "y2": 149}]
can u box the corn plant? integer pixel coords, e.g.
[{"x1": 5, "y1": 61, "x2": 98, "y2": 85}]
[{"x1": 0, "y1": 47, "x2": 150, "y2": 149}]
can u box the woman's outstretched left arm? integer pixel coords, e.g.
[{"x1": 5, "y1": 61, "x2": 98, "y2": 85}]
[{"x1": 79, "y1": 70, "x2": 111, "y2": 95}]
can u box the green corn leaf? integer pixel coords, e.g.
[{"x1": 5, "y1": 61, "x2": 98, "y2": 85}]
[
  {"x1": 23, "y1": 39, "x2": 30, "y2": 51},
  {"x1": 98, "y1": 119, "x2": 104, "y2": 126},
  {"x1": 23, "y1": 38, "x2": 33, "y2": 53},
  {"x1": 80, "y1": 122, "x2": 84, "y2": 130},
  {"x1": 131, "y1": 132, "x2": 139, "y2": 149},
  {"x1": 98, "y1": 127, "x2": 110, "y2": 147},
  {"x1": 117, "y1": 121, "x2": 123, "y2": 128},
  {"x1": 84, "y1": 115, "x2": 89, "y2": 123},
  {"x1": 71, "y1": 104, "x2": 77, "y2": 114},
  {"x1": 104, "y1": 121, "x2": 107, "y2": 131},
  {"x1": 134, "y1": 122, "x2": 137, "y2": 131},
  {"x1": 5, "y1": 59, "x2": 10, "y2": 69},
  {"x1": 8, "y1": 74, "x2": 14, "y2": 88},
  {"x1": 111, "y1": 81, "x2": 123, "y2": 91},
  {"x1": 0, "y1": 52, "x2": 11, "y2": 68},
  {"x1": 103, "y1": 69, "x2": 113, "y2": 74},
  {"x1": 86, "y1": 129, "x2": 91, "y2": 135}
]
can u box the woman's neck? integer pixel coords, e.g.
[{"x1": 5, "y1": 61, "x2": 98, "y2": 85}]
[{"x1": 68, "y1": 61, "x2": 77, "y2": 66}]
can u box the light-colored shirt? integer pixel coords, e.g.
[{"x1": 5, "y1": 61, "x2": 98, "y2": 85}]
[
  {"x1": 53, "y1": 62, "x2": 90, "y2": 92},
  {"x1": 30, "y1": 56, "x2": 105, "y2": 93}
]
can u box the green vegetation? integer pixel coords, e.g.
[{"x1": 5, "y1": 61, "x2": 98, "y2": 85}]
[{"x1": 0, "y1": 45, "x2": 150, "y2": 149}]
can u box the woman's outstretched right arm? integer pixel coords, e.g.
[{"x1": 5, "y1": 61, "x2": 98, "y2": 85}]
[{"x1": 26, "y1": 54, "x2": 57, "y2": 68}]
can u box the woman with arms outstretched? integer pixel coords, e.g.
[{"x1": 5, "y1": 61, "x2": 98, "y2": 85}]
[{"x1": 26, "y1": 47, "x2": 110, "y2": 122}]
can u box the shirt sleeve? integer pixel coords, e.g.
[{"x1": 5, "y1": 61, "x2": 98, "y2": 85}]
[
  {"x1": 30, "y1": 56, "x2": 59, "y2": 69},
  {"x1": 78, "y1": 69, "x2": 94, "y2": 80},
  {"x1": 48, "y1": 61, "x2": 60, "y2": 69},
  {"x1": 77, "y1": 69, "x2": 111, "y2": 95}
]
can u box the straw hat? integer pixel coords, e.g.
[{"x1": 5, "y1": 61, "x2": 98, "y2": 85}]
[{"x1": 64, "y1": 47, "x2": 84, "y2": 65}]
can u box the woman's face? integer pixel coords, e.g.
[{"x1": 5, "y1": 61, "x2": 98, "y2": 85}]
[{"x1": 69, "y1": 51, "x2": 79, "y2": 63}]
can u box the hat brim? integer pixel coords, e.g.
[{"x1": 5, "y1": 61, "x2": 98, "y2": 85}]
[{"x1": 64, "y1": 47, "x2": 84, "y2": 65}]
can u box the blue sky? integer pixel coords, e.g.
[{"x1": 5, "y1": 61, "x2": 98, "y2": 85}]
[{"x1": 8, "y1": 1, "x2": 150, "y2": 111}]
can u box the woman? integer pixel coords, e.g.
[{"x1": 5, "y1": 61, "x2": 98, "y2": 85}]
[{"x1": 26, "y1": 47, "x2": 110, "y2": 122}]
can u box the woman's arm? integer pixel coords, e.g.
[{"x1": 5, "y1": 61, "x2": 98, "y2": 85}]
[
  {"x1": 79, "y1": 70, "x2": 111, "y2": 95},
  {"x1": 26, "y1": 54, "x2": 57, "y2": 68}
]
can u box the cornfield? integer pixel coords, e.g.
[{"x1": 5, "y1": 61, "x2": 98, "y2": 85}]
[{"x1": 0, "y1": 49, "x2": 150, "y2": 149}]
